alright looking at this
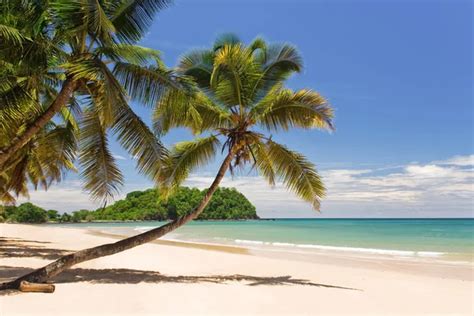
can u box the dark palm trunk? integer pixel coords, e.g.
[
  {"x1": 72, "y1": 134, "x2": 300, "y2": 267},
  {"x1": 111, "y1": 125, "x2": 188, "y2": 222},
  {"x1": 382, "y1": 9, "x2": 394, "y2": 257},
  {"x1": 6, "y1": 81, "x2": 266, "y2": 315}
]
[
  {"x1": 0, "y1": 78, "x2": 77, "y2": 170},
  {"x1": 0, "y1": 151, "x2": 234, "y2": 291}
]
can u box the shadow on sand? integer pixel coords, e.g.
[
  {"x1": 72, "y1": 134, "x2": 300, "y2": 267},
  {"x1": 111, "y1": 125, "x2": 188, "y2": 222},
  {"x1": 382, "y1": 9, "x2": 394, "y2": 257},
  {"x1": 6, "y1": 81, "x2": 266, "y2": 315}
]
[
  {"x1": 0, "y1": 237, "x2": 359, "y2": 295},
  {"x1": 0, "y1": 237, "x2": 71, "y2": 260}
]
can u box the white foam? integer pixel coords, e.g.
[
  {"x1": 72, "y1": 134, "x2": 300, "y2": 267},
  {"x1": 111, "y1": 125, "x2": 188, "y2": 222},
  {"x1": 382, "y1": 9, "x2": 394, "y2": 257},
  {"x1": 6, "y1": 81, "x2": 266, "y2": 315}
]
[
  {"x1": 133, "y1": 226, "x2": 155, "y2": 231},
  {"x1": 235, "y1": 239, "x2": 271, "y2": 245},
  {"x1": 272, "y1": 242, "x2": 296, "y2": 247},
  {"x1": 417, "y1": 251, "x2": 443, "y2": 257},
  {"x1": 233, "y1": 239, "x2": 445, "y2": 257},
  {"x1": 124, "y1": 231, "x2": 446, "y2": 259}
]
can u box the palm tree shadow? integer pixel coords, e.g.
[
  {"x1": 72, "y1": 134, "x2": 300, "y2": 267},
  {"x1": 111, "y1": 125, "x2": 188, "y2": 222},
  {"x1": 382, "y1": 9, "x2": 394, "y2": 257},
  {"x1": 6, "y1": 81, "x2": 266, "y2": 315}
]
[
  {"x1": 0, "y1": 266, "x2": 358, "y2": 295},
  {"x1": 0, "y1": 237, "x2": 359, "y2": 295},
  {"x1": 0, "y1": 237, "x2": 71, "y2": 260}
]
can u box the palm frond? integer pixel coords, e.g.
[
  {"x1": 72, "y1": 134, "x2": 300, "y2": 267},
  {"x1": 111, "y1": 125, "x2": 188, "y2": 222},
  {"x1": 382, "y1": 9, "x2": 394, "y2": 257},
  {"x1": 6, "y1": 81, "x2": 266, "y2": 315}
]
[
  {"x1": 5, "y1": 152, "x2": 30, "y2": 197},
  {"x1": 159, "y1": 135, "x2": 221, "y2": 198},
  {"x1": 50, "y1": 0, "x2": 117, "y2": 44},
  {"x1": 49, "y1": 0, "x2": 89, "y2": 38},
  {"x1": 69, "y1": 57, "x2": 127, "y2": 127},
  {"x1": 39, "y1": 124, "x2": 78, "y2": 173},
  {"x1": 177, "y1": 49, "x2": 214, "y2": 88},
  {"x1": 0, "y1": 80, "x2": 39, "y2": 131},
  {"x1": 259, "y1": 43, "x2": 303, "y2": 77},
  {"x1": 249, "y1": 37, "x2": 267, "y2": 55},
  {"x1": 112, "y1": 103, "x2": 168, "y2": 183},
  {"x1": 154, "y1": 89, "x2": 231, "y2": 135},
  {"x1": 59, "y1": 107, "x2": 80, "y2": 133},
  {"x1": 253, "y1": 88, "x2": 334, "y2": 131},
  {"x1": 0, "y1": 191, "x2": 15, "y2": 205},
  {"x1": 95, "y1": 44, "x2": 162, "y2": 66},
  {"x1": 265, "y1": 140, "x2": 325, "y2": 210},
  {"x1": 153, "y1": 88, "x2": 201, "y2": 135},
  {"x1": 29, "y1": 124, "x2": 77, "y2": 187},
  {"x1": 194, "y1": 99, "x2": 233, "y2": 132},
  {"x1": 213, "y1": 33, "x2": 241, "y2": 51},
  {"x1": 210, "y1": 44, "x2": 258, "y2": 107},
  {"x1": 79, "y1": 109, "x2": 123, "y2": 201},
  {"x1": 0, "y1": 24, "x2": 30, "y2": 46},
  {"x1": 82, "y1": 0, "x2": 117, "y2": 43},
  {"x1": 58, "y1": 97, "x2": 82, "y2": 131},
  {"x1": 113, "y1": 61, "x2": 180, "y2": 106},
  {"x1": 250, "y1": 43, "x2": 303, "y2": 103},
  {"x1": 110, "y1": 0, "x2": 172, "y2": 43},
  {"x1": 251, "y1": 139, "x2": 276, "y2": 186},
  {"x1": 63, "y1": 56, "x2": 104, "y2": 82},
  {"x1": 0, "y1": 121, "x2": 77, "y2": 202}
]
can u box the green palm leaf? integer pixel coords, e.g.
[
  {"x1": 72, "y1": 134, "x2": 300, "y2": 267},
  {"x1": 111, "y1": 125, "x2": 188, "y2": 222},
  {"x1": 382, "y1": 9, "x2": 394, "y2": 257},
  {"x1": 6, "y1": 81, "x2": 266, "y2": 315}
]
[
  {"x1": 87, "y1": 0, "x2": 117, "y2": 42},
  {"x1": 250, "y1": 43, "x2": 303, "y2": 103},
  {"x1": 154, "y1": 89, "x2": 231, "y2": 135},
  {"x1": 177, "y1": 49, "x2": 214, "y2": 88},
  {"x1": 95, "y1": 44, "x2": 162, "y2": 66},
  {"x1": 251, "y1": 139, "x2": 276, "y2": 186},
  {"x1": 0, "y1": 24, "x2": 30, "y2": 46},
  {"x1": 113, "y1": 61, "x2": 180, "y2": 106},
  {"x1": 0, "y1": 122, "x2": 77, "y2": 201},
  {"x1": 249, "y1": 37, "x2": 267, "y2": 55},
  {"x1": 79, "y1": 109, "x2": 124, "y2": 201},
  {"x1": 110, "y1": 0, "x2": 172, "y2": 43},
  {"x1": 35, "y1": 124, "x2": 77, "y2": 175},
  {"x1": 258, "y1": 43, "x2": 303, "y2": 77},
  {"x1": 265, "y1": 140, "x2": 325, "y2": 210},
  {"x1": 159, "y1": 135, "x2": 221, "y2": 198},
  {"x1": 213, "y1": 33, "x2": 242, "y2": 51},
  {"x1": 253, "y1": 87, "x2": 334, "y2": 131},
  {"x1": 113, "y1": 103, "x2": 168, "y2": 183}
]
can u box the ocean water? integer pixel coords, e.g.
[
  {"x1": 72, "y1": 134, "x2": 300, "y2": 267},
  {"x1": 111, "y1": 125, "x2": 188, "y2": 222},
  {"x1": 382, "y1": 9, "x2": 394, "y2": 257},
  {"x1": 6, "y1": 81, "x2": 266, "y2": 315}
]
[{"x1": 56, "y1": 219, "x2": 474, "y2": 262}]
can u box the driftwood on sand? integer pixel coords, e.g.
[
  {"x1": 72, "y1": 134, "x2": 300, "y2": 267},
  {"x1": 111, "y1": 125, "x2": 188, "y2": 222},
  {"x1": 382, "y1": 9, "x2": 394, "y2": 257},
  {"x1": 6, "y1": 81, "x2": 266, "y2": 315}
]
[{"x1": 19, "y1": 281, "x2": 55, "y2": 293}]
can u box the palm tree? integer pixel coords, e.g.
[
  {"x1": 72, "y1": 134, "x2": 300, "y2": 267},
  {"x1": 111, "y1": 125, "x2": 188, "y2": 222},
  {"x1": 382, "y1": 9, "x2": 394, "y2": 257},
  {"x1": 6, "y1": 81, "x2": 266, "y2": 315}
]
[
  {"x1": 0, "y1": 0, "x2": 176, "y2": 201},
  {"x1": 0, "y1": 34, "x2": 334, "y2": 291},
  {"x1": 0, "y1": 120, "x2": 77, "y2": 204},
  {"x1": 152, "y1": 33, "x2": 333, "y2": 224}
]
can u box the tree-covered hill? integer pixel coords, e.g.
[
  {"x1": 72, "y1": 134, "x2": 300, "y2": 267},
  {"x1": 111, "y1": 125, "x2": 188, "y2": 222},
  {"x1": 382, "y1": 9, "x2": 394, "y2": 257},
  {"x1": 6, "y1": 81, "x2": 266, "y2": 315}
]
[{"x1": 1, "y1": 187, "x2": 258, "y2": 223}]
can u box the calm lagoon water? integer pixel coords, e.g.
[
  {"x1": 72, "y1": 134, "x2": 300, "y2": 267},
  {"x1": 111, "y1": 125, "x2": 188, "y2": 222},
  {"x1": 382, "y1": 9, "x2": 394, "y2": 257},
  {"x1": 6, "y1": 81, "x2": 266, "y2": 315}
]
[{"x1": 56, "y1": 218, "x2": 474, "y2": 262}]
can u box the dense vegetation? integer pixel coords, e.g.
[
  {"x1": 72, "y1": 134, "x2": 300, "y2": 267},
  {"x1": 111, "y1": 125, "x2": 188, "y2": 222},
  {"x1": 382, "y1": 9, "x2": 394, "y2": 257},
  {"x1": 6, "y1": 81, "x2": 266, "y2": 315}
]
[{"x1": 0, "y1": 187, "x2": 258, "y2": 223}]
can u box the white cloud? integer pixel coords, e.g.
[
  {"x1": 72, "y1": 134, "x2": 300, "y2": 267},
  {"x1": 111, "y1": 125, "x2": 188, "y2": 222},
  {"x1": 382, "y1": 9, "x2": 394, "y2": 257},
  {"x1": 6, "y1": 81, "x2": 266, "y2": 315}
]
[
  {"x1": 16, "y1": 181, "x2": 147, "y2": 213},
  {"x1": 17, "y1": 181, "x2": 99, "y2": 212},
  {"x1": 112, "y1": 154, "x2": 127, "y2": 160},
  {"x1": 433, "y1": 155, "x2": 474, "y2": 167},
  {"x1": 319, "y1": 156, "x2": 474, "y2": 217}
]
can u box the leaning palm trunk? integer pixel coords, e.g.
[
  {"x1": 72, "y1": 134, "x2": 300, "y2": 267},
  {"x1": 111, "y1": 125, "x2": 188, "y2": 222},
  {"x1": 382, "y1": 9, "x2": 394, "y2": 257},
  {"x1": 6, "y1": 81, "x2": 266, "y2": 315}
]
[
  {"x1": 0, "y1": 78, "x2": 77, "y2": 170},
  {"x1": 0, "y1": 151, "x2": 233, "y2": 291}
]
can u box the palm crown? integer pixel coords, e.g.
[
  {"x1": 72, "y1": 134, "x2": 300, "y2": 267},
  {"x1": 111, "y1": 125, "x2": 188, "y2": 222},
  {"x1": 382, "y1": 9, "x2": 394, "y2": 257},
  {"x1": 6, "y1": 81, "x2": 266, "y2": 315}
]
[
  {"x1": 155, "y1": 34, "x2": 334, "y2": 210},
  {"x1": 0, "y1": 0, "x2": 176, "y2": 202}
]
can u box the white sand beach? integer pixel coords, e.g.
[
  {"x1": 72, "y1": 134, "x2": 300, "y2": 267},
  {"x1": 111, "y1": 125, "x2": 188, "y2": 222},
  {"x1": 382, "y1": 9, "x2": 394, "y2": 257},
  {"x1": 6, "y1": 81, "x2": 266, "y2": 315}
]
[{"x1": 0, "y1": 223, "x2": 472, "y2": 315}]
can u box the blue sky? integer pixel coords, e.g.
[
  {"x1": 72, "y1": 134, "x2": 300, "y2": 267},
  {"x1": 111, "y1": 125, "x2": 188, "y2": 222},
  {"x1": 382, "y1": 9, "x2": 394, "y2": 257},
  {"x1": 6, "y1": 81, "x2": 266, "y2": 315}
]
[{"x1": 23, "y1": 0, "x2": 473, "y2": 217}]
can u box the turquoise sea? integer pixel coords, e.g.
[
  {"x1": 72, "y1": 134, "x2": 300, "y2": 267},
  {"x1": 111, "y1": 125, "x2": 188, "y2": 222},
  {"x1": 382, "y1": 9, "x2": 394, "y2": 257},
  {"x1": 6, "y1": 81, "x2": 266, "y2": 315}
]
[{"x1": 57, "y1": 219, "x2": 474, "y2": 262}]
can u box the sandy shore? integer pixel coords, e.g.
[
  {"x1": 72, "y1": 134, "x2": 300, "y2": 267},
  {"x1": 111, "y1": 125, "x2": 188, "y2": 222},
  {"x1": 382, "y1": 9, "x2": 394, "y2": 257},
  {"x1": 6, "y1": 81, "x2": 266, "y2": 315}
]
[{"x1": 0, "y1": 224, "x2": 472, "y2": 315}]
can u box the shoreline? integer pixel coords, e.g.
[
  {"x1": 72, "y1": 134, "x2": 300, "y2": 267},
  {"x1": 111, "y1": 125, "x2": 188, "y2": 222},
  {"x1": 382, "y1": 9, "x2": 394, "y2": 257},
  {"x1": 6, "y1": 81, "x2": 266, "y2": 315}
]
[
  {"x1": 35, "y1": 216, "x2": 474, "y2": 224},
  {"x1": 88, "y1": 229, "x2": 250, "y2": 255},
  {"x1": 8, "y1": 221, "x2": 474, "y2": 268},
  {"x1": 59, "y1": 220, "x2": 473, "y2": 267},
  {"x1": 86, "y1": 228, "x2": 473, "y2": 282},
  {"x1": 44, "y1": 219, "x2": 473, "y2": 256},
  {"x1": 1, "y1": 223, "x2": 472, "y2": 315}
]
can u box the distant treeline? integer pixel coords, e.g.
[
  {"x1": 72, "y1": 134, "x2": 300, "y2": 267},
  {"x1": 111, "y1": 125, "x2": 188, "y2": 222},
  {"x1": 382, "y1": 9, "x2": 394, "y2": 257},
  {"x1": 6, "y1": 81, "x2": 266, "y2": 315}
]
[{"x1": 1, "y1": 187, "x2": 258, "y2": 223}]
